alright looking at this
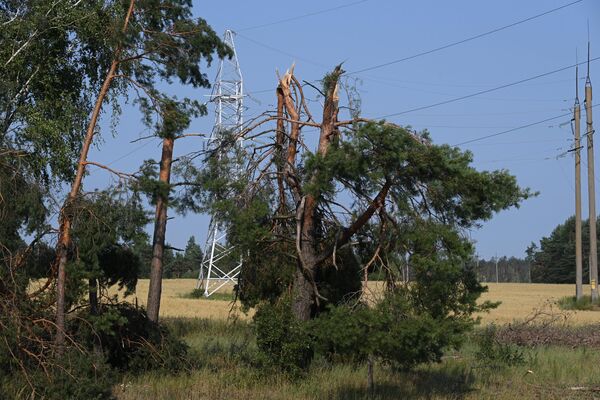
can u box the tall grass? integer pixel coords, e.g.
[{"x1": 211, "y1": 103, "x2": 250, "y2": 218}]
[
  {"x1": 114, "y1": 318, "x2": 600, "y2": 400},
  {"x1": 558, "y1": 295, "x2": 600, "y2": 311}
]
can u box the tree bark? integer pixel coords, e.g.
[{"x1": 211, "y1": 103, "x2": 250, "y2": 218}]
[
  {"x1": 146, "y1": 136, "x2": 174, "y2": 322},
  {"x1": 55, "y1": 59, "x2": 118, "y2": 346},
  {"x1": 291, "y1": 66, "x2": 341, "y2": 321},
  {"x1": 291, "y1": 264, "x2": 314, "y2": 321},
  {"x1": 54, "y1": 0, "x2": 135, "y2": 346}
]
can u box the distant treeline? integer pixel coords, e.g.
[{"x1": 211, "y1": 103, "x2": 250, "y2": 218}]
[{"x1": 473, "y1": 256, "x2": 531, "y2": 283}]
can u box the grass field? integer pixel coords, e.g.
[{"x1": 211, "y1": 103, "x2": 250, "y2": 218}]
[
  {"x1": 113, "y1": 318, "x2": 600, "y2": 400},
  {"x1": 118, "y1": 280, "x2": 599, "y2": 325},
  {"x1": 110, "y1": 280, "x2": 600, "y2": 399}
]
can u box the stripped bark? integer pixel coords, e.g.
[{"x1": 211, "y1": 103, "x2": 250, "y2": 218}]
[{"x1": 274, "y1": 65, "x2": 393, "y2": 320}]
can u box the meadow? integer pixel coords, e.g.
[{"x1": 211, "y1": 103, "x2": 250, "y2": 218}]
[{"x1": 110, "y1": 280, "x2": 600, "y2": 399}]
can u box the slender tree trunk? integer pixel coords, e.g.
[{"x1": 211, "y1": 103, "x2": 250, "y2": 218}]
[
  {"x1": 55, "y1": 61, "x2": 117, "y2": 346},
  {"x1": 54, "y1": 0, "x2": 135, "y2": 347},
  {"x1": 146, "y1": 136, "x2": 174, "y2": 323}
]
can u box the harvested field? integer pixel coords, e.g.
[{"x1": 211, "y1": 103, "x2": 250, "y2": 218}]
[{"x1": 116, "y1": 280, "x2": 600, "y2": 325}]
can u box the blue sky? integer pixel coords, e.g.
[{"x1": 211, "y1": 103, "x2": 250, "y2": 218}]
[{"x1": 86, "y1": 0, "x2": 600, "y2": 259}]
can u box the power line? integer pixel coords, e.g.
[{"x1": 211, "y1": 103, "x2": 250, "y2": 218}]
[
  {"x1": 454, "y1": 104, "x2": 599, "y2": 147},
  {"x1": 237, "y1": 0, "x2": 369, "y2": 32},
  {"x1": 106, "y1": 137, "x2": 159, "y2": 166},
  {"x1": 236, "y1": 33, "x2": 328, "y2": 69},
  {"x1": 374, "y1": 57, "x2": 600, "y2": 119},
  {"x1": 348, "y1": 0, "x2": 584, "y2": 74}
]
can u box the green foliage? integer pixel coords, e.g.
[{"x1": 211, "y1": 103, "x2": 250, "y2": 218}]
[
  {"x1": 314, "y1": 248, "x2": 363, "y2": 312},
  {"x1": 1, "y1": 349, "x2": 116, "y2": 400},
  {"x1": 70, "y1": 187, "x2": 149, "y2": 296},
  {"x1": 0, "y1": 1, "x2": 117, "y2": 184},
  {"x1": 163, "y1": 236, "x2": 203, "y2": 278},
  {"x1": 313, "y1": 290, "x2": 476, "y2": 371},
  {"x1": 475, "y1": 256, "x2": 531, "y2": 283},
  {"x1": 0, "y1": 1, "x2": 230, "y2": 396},
  {"x1": 0, "y1": 161, "x2": 48, "y2": 258},
  {"x1": 528, "y1": 216, "x2": 598, "y2": 283},
  {"x1": 557, "y1": 295, "x2": 600, "y2": 311},
  {"x1": 73, "y1": 304, "x2": 190, "y2": 373},
  {"x1": 474, "y1": 325, "x2": 525, "y2": 367},
  {"x1": 0, "y1": 280, "x2": 117, "y2": 400},
  {"x1": 182, "y1": 289, "x2": 234, "y2": 301},
  {"x1": 253, "y1": 299, "x2": 313, "y2": 376}
]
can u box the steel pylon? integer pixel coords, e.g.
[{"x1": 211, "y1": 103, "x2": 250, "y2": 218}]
[{"x1": 196, "y1": 30, "x2": 244, "y2": 297}]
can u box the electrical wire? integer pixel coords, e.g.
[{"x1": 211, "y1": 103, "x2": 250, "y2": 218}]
[
  {"x1": 454, "y1": 104, "x2": 598, "y2": 147},
  {"x1": 236, "y1": 33, "x2": 328, "y2": 69},
  {"x1": 236, "y1": 0, "x2": 369, "y2": 32},
  {"x1": 347, "y1": 0, "x2": 584, "y2": 74},
  {"x1": 374, "y1": 57, "x2": 600, "y2": 119}
]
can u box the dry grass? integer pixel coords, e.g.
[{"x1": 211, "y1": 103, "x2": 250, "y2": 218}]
[
  {"x1": 477, "y1": 283, "x2": 597, "y2": 325},
  {"x1": 115, "y1": 280, "x2": 599, "y2": 325},
  {"x1": 110, "y1": 279, "x2": 248, "y2": 320}
]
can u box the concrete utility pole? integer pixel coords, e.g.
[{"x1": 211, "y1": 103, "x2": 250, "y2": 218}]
[
  {"x1": 574, "y1": 64, "x2": 583, "y2": 300},
  {"x1": 585, "y1": 42, "x2": 599, "y2": 302}
]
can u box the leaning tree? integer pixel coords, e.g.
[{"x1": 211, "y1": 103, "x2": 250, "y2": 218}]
[
  {"x1": 195, "y1": 64, "x2": 532, "y2": 321},
  {"x1": 52, "y1": 0, "x2": 230, "y2": 343}
]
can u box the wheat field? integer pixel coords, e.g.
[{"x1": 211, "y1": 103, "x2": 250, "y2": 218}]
[{"x1": 116, "y1": 279, "x2": 599, "y2": 325}]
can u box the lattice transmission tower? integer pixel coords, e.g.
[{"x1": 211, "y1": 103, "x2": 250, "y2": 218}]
[{"x1": 196, "y1": 30, "x2": 245, "y2": 296}]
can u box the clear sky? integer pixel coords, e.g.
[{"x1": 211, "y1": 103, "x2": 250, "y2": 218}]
[{"x1": 86, "y1": 0, "x2": 600, "y2": 259}]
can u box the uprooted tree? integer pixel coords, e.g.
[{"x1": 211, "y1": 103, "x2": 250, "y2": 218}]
[{"x1": 195, "y1": 64, "x2": 532, "y2": 325}]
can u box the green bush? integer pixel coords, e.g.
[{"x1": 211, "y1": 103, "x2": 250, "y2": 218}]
[
  {"x1": 312, "y1": 291, "x2": 472, "y2": 371},
  {"x1": 253, "y1": 299, "x2": 313, "y2": 376},
  {"x1": 30, "y1": 350, "x2": 116, "y2": 400},
  {"x1": 0, "y1": 344, "x2": 116, "y2": 400},
  {"x1": 73, "y1": 303, "x2": 190, "y2": 373},
  {"x1": 475, "y1": 325, "x2": 525, "y2": 367},
  {"x1": 181, "y1": 288, "x2": 234, "y2": 301}
]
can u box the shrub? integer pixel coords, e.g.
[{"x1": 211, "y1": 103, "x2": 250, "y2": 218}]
[
  {"x1": 475, "y1": 325, "x2": 525, "y2": 367},
  {"x1": 253, "y1": 299, "x2": 313, "y2": 376},
  {"x1": 0, "y1": 343, "x2": 116, "y2": 400},
  {"x1": 28, "y1": 350, "x2": 116, "y2": 400},
  {"x1": 312, "y1": 291, "x2": 472, "y2": 371},
  {"x1": 73, "y1": 303, "x2": 190, "y2": 373}
]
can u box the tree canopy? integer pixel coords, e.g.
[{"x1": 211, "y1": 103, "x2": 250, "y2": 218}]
[{"x1": 527, "y1": 216, "x2": 597, "y2": 284}]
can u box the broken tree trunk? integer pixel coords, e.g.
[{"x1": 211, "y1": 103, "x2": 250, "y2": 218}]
[
  {"x1": 291, "y1": 66, "x2": 342, "y2": 321},
  {"x1": 146, "y1": 136, "x2": 174, "y2": 323}
]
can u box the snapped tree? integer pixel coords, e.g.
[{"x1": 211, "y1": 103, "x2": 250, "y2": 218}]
[{"x1": 198, "y1": 64, "x2": 532, "y2": 322}]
